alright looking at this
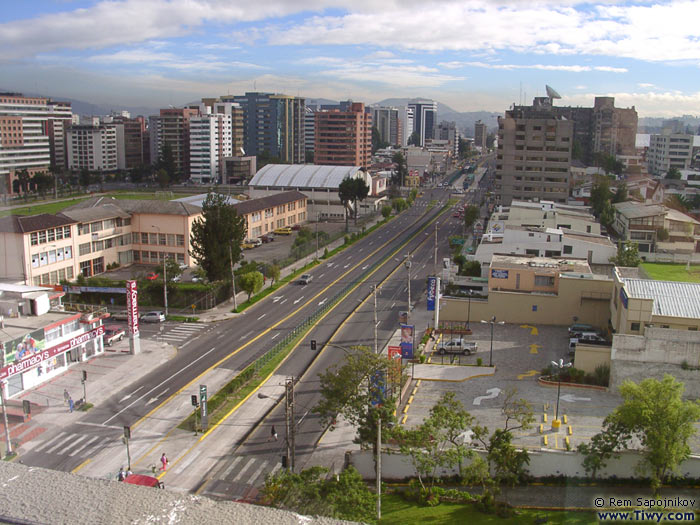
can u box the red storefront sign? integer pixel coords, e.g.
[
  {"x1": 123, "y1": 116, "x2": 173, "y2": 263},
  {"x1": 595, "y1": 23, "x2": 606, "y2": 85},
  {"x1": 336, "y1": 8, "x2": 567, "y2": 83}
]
[
  {"x1": 126, "y1": 280, "x2": 139, "y2": 336},
  {"x1": 0, "y1": 325, "x2": 104, "y2": 381}
]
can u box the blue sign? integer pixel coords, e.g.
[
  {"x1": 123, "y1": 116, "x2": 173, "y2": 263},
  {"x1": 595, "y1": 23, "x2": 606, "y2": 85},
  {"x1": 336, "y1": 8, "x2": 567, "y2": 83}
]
[
  {"x1": 370, "y1": 370, "x2": 386, "y2": 407},
  {"x1": 427, "y1": 277, "x2": 437, "y2": 311},
  {"x1": 400, "y1": 324, "x2": 414, "y2": 359},
  {"x1": 63, "y1": 286, "x2": 126, "y2": 294},
  {"x1": 491, "y1": 269, "x2": 509, "y2": 279}
]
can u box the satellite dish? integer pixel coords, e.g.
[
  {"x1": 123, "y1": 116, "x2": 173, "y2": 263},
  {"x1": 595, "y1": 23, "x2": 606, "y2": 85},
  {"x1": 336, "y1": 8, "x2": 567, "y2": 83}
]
[{"x1": 546, "y1": 85, "x2": 562, "y2": 99}]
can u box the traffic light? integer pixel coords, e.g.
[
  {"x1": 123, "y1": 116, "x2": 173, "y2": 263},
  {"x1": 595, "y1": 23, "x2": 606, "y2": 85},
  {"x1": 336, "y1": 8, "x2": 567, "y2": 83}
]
[
  {"x1": 22, "y1": 400, "x2": 31, "y2": 416},
  {"x1": 191, "y1": 395, "x2": 199, "y2": 407},
  {"x1": 281, "y1": 455, "x2": 288, "y2": 469},
  {"x1": 82, "y1": 370, "x2": 87, "y2": 382},
  {"x1": 123, "y1": 426, "x2": 131, "y2": 439},
  {"x1": 310, "y1": 340, "x2": 317, "y2": 351}
]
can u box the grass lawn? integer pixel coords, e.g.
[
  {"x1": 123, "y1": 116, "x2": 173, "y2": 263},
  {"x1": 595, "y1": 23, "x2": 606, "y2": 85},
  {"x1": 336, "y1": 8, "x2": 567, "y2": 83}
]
[
  {"x1": 379, "y1": 494, "x2": 598, "y2": 525},
  {"x1": 641, "y1": 263, "x2": 700, "y2": 283}
]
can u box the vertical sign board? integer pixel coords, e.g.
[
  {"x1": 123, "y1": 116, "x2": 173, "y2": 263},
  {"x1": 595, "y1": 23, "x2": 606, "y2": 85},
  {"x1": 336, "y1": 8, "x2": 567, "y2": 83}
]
[
  {"x1": 370, "y1": 370, "x2": 386, "y2": 407},
  {"x1": 426, "y1": 277, "x2": 437, "y2": 311},
  {"x1": 388, "y1": 346, "x2": 402, "y2": 396},
  {"x1": 400, "y1": 324, "x2": 414, "y2": 359},
  {"x1": 200, "y1": 384, "x2": 208, "y2": 431},
  {"x1": 125, "y1": 280, "x2": 140, "y2": 355}
]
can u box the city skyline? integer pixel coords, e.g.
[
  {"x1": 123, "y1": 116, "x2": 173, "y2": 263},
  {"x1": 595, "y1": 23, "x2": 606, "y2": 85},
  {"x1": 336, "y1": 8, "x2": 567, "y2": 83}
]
[{"x1": 1, "y1": 0, "x2": 700, "y2": 118}]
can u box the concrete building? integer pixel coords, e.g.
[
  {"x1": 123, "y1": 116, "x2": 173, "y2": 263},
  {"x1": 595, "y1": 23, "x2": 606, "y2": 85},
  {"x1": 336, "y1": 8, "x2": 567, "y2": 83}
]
[
  {"x1": 66, "y1": 124, "x2": 118, "y2": 172},
  {"x1": 232, "y1": 191, "x2": 307, "y2": 238},
  {"x1": 0, "y1": 284, "x2": 106, "y2": 399},
  {"x1": 489, "y1": 200, "x2": 601, "y2": 235},
  {"x1": 592, "y1": 97, "x2": 638, "y2": 158},
  {"x1": 46, "y1": 101, "x2": 73, "y2": 173},
  {"x1": 0, "y1": 197, "x2": 202, "y2": 285},
  {"x1": 189, "y1": 112, "x2": 232, "y2": 184},
  {"x1": 149, "y1": 107, "x2": 200, "y2": 179},
  {"x1": 474, "y1": 120, "x2": 487, "y2": 151},
  {"x1": 648, "y1": 128, "x2": 694, "y2": 176},
  {"x1": 436, "y1": 121, "x2": 459, "y2": 157},
  {"x1": 304, "y1": 105, "x2": 316, "y2": 160},
  {"x1": 314, "y1": 102, "x2": 372, "y2": 168},
  {"x1": 110, "y1": 116, "x2": 146, "y2": 171},
  {"x1": 371, "y1": 106, "x2": 403, "y2": 147},
  {"x1": 228, "y1": 92, "x2": 305, "y2": 164},
  {"x1": 223, "y1": 156, "x2": 257, "y2": 185},
  {"x1": 612, "y1": 201, "x2": 700, "y2": 259},
  {"x1": 496, "y1": 96, "x2": 573, "y2": 206},
  {"x1": 248, "y1": 164, "x2": 380, "y2": 220},
  {"x1": 1, "y1": 93, "x2": 66, "y2": 196},
  {"x1": 407, "y1": 100, "x2": 437, "y2": 147}
]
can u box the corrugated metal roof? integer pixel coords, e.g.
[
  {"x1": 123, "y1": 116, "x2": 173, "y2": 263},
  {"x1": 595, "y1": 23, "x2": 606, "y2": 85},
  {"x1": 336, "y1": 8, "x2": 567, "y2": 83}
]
[
  {"x1": 0, "y1": 214, "x2": 77, "y2": 234},
  {"x1": 233, "y1": 191, "x2": 306, "y2": 216},
  {"x1": 173, "y1": 194, "x2": 239, "y2": 208},
  {"x1": 59, "y1": 204, "x2": 131, "y2": 222},
  {"x1": 624, "y1": 279, "x2": 700, "y2": 319},
  {"x1": 613, "y1": 201, "x2": 665, "y2": 219},
  {"x1": 249, "y1": 164, "x2": 362, "y2": 189}
]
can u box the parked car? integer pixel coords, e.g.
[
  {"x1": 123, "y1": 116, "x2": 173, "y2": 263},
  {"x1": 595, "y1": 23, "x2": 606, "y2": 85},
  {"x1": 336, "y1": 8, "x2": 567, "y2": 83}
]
[
  {"x1": 247, "y1": 238, "x2": 262, "y2": 247},
  {"x1": 435, "y1": 338, "x2": 478, "y2": 355},
  {"x1": 299, "y1": 274, "x2": 313, "y2": 285},
  {"x1": 569, "y1": 332, "x2": 608, "y2": 348},
  {"x1": 145, "y1": 272, "x2": 159, "y2": 280},
  {"x1": 171, "y1": 274, "x2": 181, "y2": 283},
  {"x1": 123, "y1": 474, "x2": 164, "y2": 489},
  {"x1": 274, "y1": 227, "x2": 293, "y2": 235},
  {"x1": 260, "y1": 235, "x2": 274, "y2": 243},
  {"x1": 140, "y1": 311, "x2": 165, "y2": 323},
  {"x1": 178, "y1": 263, "x2": 188, "y2": 270},
  {"x1": 111, "y1": 311, "x2": 129, "y2": 321},
  {"x1": 568, "y1": 323, "x2": 594, "y2": 335},
  {"x1": 241, "y1": 241, "x2": 255, "y2": 249},
  {"x1": 291, "y1": 224, "x2": 302, "y2": 231},
  {"x1": 104, "y1": 325, "x2": 125, "y2": 346}
]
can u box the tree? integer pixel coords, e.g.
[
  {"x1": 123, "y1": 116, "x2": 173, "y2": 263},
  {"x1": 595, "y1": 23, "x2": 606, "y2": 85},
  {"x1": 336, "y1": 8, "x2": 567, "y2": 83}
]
[
  {"x1": 265, "y1": 263, "x2": 280, "y2": 284},
  {"x1": 14, "y1": 169, "x2": 31, "y2": 195},
  {"x1": 79, "y1": 168, "x2": 92, "y2": 189},
  {"x1": 392, "y1": 197, "x2": 408, "y2": 213},
  {"x1": 407, "y1": 130, "x2": 420, "y2": 146},
  {"x1": 371, "y1": 125, "x2": 389, "y2": 153},
  {"x1": 381, "y1": 205, "x2": 392, "y2": 219},
  {"x1": 656, "y1": 227, "x2": 669, "y2": 242},
  {"x1": 338, "y1": 177, "x2": 355, "y2": 233},
  {"x1": 157, "y1": 258, "x2": 182, "y2": 282},
  {"x1": 351, "y1": 177, "x2": 370, "y2": 225},
  {"x1": 392, "y1": 152, "x2": 408, "y2": 186},
  {"x1": 571, "y1": 139, "x2": 584, "y2": 161},
  {"x1": 665, "y1": 167, "x2": 682, "y2": 180},
  {"x1": 238, "y1": 271, "x2": 263, "y2": 300},
  {"x1": 665, "y1": 194, "x2": 690, "y2": 212},
  {"x1": 600, "y1": 200, "x2": 615, "y2": 229},
  {"x1": 156, "y1": 168, "x2": 170, "y2": 188},
  {"x1": 392, "y1": 392, "x2": 475, "y2": 495},
  {"x1": 189, "y1": 192, "x2": 247, "y2": 282},
  {"x1": 314, "y1": 345, "x2": 397, "y2": 447},
  {"x1": 611, "y1": 183, "x2": 628, "y2": 204},
  {"x1": 579, "y1": 375, "x2": 700, "y2": 495},
  {"x1": 595, "y1": 152, "x2": 624, "y2": 177},
  {"x1": 463, "y1": 205, "x2": 479, "y2": 229},
  {"x1": 590, "y1": 177, "x2": 612, "y2": 217},
  {"x1": 31, "y1": 171, "x2": 53, "y2": 196},
  {"x1": 485, "y1": 132, "x2": 496, "y2": 149},
  {"x1": 609, "y1": 240, "x2": 640, "y2": 267},
  {"x1": 158, "y1": 142, "x2": 177, "y2": 182}
]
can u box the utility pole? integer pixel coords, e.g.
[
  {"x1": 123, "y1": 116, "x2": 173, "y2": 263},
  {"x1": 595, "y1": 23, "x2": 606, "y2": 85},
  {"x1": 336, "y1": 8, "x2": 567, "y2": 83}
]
[
  {"x1": 405, "y1": 253, "x2": 412, "y2": 321},
  {"x1": 285, "y1": 377, "x2": 295, "y2": 472},
  {"x1": 163, "y1": 257, "x2": 168, "y2": 317},
  {"x1": 433, "y1": 222, "x2": 438, "y2": 275},
  {"x1": 376, "y1": 413, "x2": 382, "y2": 521},
  {"x1": 1, "y1": 381, "x2": 12, "y2": 457},
  {"x1": 315, "y1": 212, "x2": 319, "y2": 259},
  {"x1": 372, "y1": 285, "x2": 378, "y2": 354},
  {"x1": 229, "y1": 244, "x2": 237, "y2": 311}
]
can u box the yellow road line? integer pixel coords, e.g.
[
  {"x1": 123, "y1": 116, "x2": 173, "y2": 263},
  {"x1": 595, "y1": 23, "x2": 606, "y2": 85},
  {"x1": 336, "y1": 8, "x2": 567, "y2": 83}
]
[
  {"x1": 71, "y1": 458, "x2": 91, "y2": 474},
  {"x1": 401, "y1": 414, "x2": 407, "y2": 425}
]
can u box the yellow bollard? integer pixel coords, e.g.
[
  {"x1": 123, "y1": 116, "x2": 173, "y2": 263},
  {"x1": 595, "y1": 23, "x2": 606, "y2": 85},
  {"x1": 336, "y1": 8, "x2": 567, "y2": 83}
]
[
  {"x1": 568, "y1": 425, "x2": 573, "y2": 435},
  {"x1": 543, "y1": 413, "x2": 547, "y2": 423},
  {"x1": 543, "y1": 436, "x2": 548, "y2": 446},
  {"x1": 563, "y1": 414, "x2": 568, "y2": 424}
]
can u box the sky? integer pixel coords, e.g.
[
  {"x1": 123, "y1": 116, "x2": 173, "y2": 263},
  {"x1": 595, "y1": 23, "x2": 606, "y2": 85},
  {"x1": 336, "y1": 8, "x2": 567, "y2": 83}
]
[{"x1": 1, "y1": 0, "x2": 700, "y2": 117}]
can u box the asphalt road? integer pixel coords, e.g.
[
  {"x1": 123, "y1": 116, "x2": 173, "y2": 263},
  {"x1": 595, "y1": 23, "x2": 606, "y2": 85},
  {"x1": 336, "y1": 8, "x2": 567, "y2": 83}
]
[{"x1": 18, "y1": 184, "x2": 461, "y2": 474}]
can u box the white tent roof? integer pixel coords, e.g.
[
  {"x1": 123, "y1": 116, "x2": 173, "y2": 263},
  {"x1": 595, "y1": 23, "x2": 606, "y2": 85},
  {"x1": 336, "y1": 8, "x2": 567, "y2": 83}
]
[{"x1": 249, "y1": 164, "x2": 363, "y2": 189}]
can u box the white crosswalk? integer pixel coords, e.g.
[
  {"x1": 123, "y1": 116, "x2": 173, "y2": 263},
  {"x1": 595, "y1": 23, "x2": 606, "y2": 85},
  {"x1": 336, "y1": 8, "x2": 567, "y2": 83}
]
[
  {"x1": 225, "y1": 456, "x2": 282, "y2": 487},
  {"x1": 31, "y1": 430, "x2": 112, "y2": 458},
  {"x1": 159, "y1": 323, "x2": 206, "y2": 342}
]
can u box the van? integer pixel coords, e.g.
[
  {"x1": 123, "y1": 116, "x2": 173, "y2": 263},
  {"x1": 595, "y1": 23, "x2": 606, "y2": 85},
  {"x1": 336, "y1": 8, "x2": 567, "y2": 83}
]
[
  {"x1": 274, "y1": 227, "x2": 293, "y2": 235},
  {"x1": 435, "y1": 338, "x2": 478, "y2": 356}
]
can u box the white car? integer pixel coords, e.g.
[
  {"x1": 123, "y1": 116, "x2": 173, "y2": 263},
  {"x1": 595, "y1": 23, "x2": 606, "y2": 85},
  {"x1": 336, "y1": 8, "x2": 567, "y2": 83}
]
[
  {"x1": 140, "y1": 311, "x2": 166, "y2": 323},
  {"x1": 299, "y1": 274, "x2": 313, "y2": 285}
]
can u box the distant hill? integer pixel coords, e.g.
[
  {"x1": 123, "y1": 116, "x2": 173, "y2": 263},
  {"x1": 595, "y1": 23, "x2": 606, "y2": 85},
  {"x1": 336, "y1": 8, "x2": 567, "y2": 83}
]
[
  {"x1": 0, "y1": 90, "x2": 160, "y2": 117},
  {"x1": 373, "y1": 98, "x2": 499, "y2": 137}
]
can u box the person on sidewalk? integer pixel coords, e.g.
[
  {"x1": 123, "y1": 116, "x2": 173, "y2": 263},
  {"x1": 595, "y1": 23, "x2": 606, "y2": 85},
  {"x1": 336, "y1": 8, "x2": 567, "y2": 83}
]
[
  {"x1": 117, "y1": 467, "x2": 126, "y2": 481},
  {"x1": 269, "y1": 426, "x2": 278, "y2": 442},
  {"x1": 63, "y1": 389, "x2": 70, "y2": 406},
  {"x1": 160, "y1": 453, "x2": 168, "y2": 471},
  {"x1": 68, "y1": 397, "x2": 74, "y2": 413}
]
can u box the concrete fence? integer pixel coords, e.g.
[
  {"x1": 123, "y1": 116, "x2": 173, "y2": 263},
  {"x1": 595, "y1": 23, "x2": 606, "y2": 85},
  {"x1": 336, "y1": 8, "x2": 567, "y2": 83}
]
[{"x1": 348, "y1": 448, "x2": 700, "y2": 481}]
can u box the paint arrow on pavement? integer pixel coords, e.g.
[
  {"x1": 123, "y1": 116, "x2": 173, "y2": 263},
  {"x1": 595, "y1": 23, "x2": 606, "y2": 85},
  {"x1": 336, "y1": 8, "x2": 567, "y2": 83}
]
[
  {"x1": 119, "y1": 386, "x2": 143, "y2": 403},
  {"x1": 146, "y1": 390, "x2": 168, "y2": 405},
  {"x1": 318, "y1": 298, "x2": 327, "y2": 306},
  {"x1": 473, "y1": 387, "x2": 501, "y2": 405},
  {"x1": 559, "y1": 394, "x2": 591, "y2": 403},
  {"x1": 293, "y1": 296, "x2": 304, "y2": 304},
  {"x1": 517, "y1": 370, "x2": 539, "y2": 380},
  {"x1": 520, "y1": 324, "x2": 539, "y2": 336},
  {"x1": 529, "y1": 344, "x2": 542, "y2": 354},
  {"x1": 272, "y1": 296, "x2": 283, "y2": 303},
  {"x1": 362, "y1": 265, "x2": 369, "y2": 270}
]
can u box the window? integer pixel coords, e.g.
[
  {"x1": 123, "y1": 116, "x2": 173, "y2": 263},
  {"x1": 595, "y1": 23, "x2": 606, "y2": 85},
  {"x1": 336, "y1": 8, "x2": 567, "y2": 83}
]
[
  {"x1": 64, "y1": 226, "x2": 71, "y2": 238},
  {"x1": 30, "y1": 232, "x2": 38, "y2": 246},
  {"x1": 58, "y1": 268, "x2": 65, "y2": 281},
  {"x1": 149, "y1": 233, "x2": 158, "y2": 245},
  {"x1": 159, "y1": 234, "x2": 166, "y2": 246},
  {"x1": 90, "y1": 221, "x2": 103, "y2": 233},
  {"x1": 104, "y1": 219, "x2": 115, "y2": 229},
  {"x1": 38, "y1": 230, "x2": 47, "y2": 244},
  {"x1": 80, "y1": 260, "x2": 91, "y2": 277},
  {"x1": 133, "y1": 250, "x2": 140, "y2": 262},
  {"x1": 79, "y1": 243, "x2": 91, "y2": 256},
  {"x1": 48, "y1": 250, "x2": 56, "y2": 264},
  {"x1": 167, "y1": 234, "x2": 176, "y2": 246},
  {"x1": 47, "y1": 228, "x2": 55, "y2": 242},
  {"x1": 630, "y1": 322, "x2": 641, "y2": 331},
  {"x1": 92, "y1": 257, "x2": 104, "y2": 275},
  {"x1": 55, "y1": 227, "x2": 63, "y2": 240},
  {"x1": 176, "y1": 253, "x2": 184, "y2": 264},
  {"x1": 39, "y1": 252, "x2": 48, "y2": 266},
  {"x1": 57, "y1": 248, "x2": 64, "y2": 262},
  {"x1": 151, "y1": 251, "x2": 159, "y2": 261},
  {"x1": 66, "y1": 266, "x2": 74, "y2": 279},
  {"x1": 64, "y1": 246, "x2": 72, "y2": 260},
  {"x1": 104, "y1": 238, "x2": 113, "y2": 249},
  {"x1": 79, "y1": 223, "x2": 90, "y2": 235},
  {"x1": 45, "y1": 326, "x2": 62, "y2": 342},
  {"x1": 92, "y1": 240, "x2": 103, "y2": 252},
  {"x1": 49, "y1": 271, "x2": 58, "y2": 283},
  {"x1": 32, "y1": 254, "x2": 39, "y2": 268},
  {"x1": 534, "y1": 275, "x2": 555, "y2": 286},
  {"x1": 176, "y1": 235, "x2": 184, "y2": 247},
  {"x1": 141, "y1": 233, "x2": 149, "y2": 244}
]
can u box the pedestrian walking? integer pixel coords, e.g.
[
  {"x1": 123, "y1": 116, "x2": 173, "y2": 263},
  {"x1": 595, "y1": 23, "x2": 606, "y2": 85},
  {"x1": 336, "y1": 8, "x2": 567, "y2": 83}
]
[
  {"x1": 160, "y1": 453, "x2": 168, "y2": 471},
  {"x1": 270, "y1": 425, "x2": 278, "y2": 442},
  {"x1": 117, "y1": 467, "x2": 126, "y2": 481},
  {"x1": 68, "y1": 397, "x2": 74, "y2": 413},
  {"x1": 125, "y1": 468, "x2": 132, "y2": 478},
  {"x1": 63, "y1": 389, "x2": 70, "y2": 405}
]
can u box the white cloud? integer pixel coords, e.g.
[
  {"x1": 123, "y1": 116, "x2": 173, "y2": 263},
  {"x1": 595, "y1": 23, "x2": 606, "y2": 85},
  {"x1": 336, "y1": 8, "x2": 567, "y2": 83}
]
[
  {"x1": 440, "y1": 61, "x2": 626, "y2": 73},
  {"x1": 638, "y1": 83, "x2": 655, "y2": 88},
  {"x1": 563, "y1": 90, "x2": 700, "y2": 117},
  {"x1": 86, "y1": 49, "x2": 267, "y2": 72}
]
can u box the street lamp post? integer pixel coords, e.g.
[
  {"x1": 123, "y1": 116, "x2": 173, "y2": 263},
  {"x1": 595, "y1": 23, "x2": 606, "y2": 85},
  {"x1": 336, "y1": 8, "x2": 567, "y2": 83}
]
[
  {"x1": 404, "y1": 254, "x2": 412, "y2": 321},
  {"x1": 467, "y1": 290, "x2": 473, "y2": 330},
  {"x1": 551, "y1": 359, "x2": 572, "y2": 430},
  {"x1": 480, "y1": 315, "x2": 504, "y2": 367},
  {"x1": 152, "y1": 225, "x2": 168, "y2": 317}
]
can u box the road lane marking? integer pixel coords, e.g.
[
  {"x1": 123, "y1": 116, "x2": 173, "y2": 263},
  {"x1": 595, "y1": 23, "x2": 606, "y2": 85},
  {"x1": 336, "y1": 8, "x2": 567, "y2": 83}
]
[
  {"x1": 147, "y1": 389, "x2": 169, "y2": 405},
  {"x1": 319, "y1": 273, "x2": 325, "y2": 278},
  {"x1": 258, "y1": 314, "x2": 266, "y2": 320},
  {"x1": 473, "y1": 387, "x2": 501, "y2": 405},
  {"x1": 69, "y1": 435, "x2": 99, "y2": 456},
  {"x1": 120, "y1": 386, "x2": 144, "y2": 403},
  {"x1": 271, "y1": 333, "x2": 279, "y2": 340},
  {"x1": 232, "y1": 458, "x2": 256, "y2": 482},
  {"x1": 517, "y1": 370, "x2": 538, "y2": 380},
  {"x1": 293, "y1": 296, "x2": 304, "y2": 304},
  {"x1": 318, "y1": 298, "x2": 327, "y2": 306}
]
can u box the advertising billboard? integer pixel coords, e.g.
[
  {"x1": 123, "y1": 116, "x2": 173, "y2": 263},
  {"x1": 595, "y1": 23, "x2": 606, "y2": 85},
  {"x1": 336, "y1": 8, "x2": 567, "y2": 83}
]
[
  {"x1": 400, "y1": 324, "x2": 414, "y2": 359},
  {"x1": 426, "y1": 277, "x2": 437, "y2": 311},
  {"x1": 388, "y1": 346, "x2": 402, "y2": 393},
  {"x1": 126, "y1": 280, "x2": 139, "y2": 336},
  {"x1": 0, "y1": 328, "x2": 46, "y2": 369},
  {"x1": 370, "y1": 370, "x2": 386, "y2": 407}
]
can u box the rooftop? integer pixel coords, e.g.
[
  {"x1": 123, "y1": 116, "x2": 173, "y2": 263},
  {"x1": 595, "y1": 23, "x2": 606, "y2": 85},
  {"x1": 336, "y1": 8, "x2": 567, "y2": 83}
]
[
  {"x1": 623, "y1": 279, "x2": 700, "y2": 319},
  {"x1": 613, "y1": 201, "x2": 665, "y2": 219},
  {"x1": 63, "y1": 196, "x2": 202, "y2": 217},
  {"x1": 491, "y1": 254, "x2": 592, "y2": 273},
  {"x1": 250, "y1": 164, "x2": 363, "y2": 189},
  {"x1": 233, "y1": 191, "x2": 307, "y2": 216},
  {"x1": 0, "y1": 310, "x2": 80, "y2": 345},
  {"x1": 0, "y1": 214, "x2": 76, "y2": 234},
  {"x1": 173, "y1": 193, "x2": 240, "y2": 208}
]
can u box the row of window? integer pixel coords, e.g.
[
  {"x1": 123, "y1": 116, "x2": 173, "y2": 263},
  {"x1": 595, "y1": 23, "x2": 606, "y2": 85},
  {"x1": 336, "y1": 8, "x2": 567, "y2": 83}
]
[
  {"x1": 32, "y1": 265, "x2": 74, "y2": 286},
  {"x1": 133, "y1": 251, "x2": 185, "y2": 264},
  {"x1": 30, "y1": 226, "x2": 72, "y2": 246},
  {"x1": 31, "y1": 246, "x2": 73, "y2": 268},
  {"x1": 77, "y1": 218, "x2": 130, "y2": 235},
  {"x1": 136, "y1": 232, "x2": 185, "y2": 246},
  {"x1": 79, "y1": 257, "x2": 104, "y2": 277}
]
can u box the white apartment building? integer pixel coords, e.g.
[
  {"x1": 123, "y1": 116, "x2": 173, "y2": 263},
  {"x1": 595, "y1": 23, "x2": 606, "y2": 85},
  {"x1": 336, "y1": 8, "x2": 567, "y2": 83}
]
[
  {"x1": 471, "y1": 225, "x2": 616, "y2": 276},
  {"x1": 648, "y1": 128, "x2": 694, "y2": 176},
  {"x1": 189, "y1": 111, "x2": 232, "y2": 183},
  {"x1": 66, "y1": 124, "x2": 118, "y2": 172},
  {"x1": 489, "y1": 200, "x2": 602, "y2": 235}
]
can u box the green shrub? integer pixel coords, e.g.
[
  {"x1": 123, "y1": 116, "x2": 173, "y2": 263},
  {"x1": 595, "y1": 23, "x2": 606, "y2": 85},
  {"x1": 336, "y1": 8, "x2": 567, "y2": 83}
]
[
  {"x1": 477, "y1": 357, "x2": 483, "y2": 366},
  {"x1": 593, "y1": 363, "x2": 610, "y2": 386}
]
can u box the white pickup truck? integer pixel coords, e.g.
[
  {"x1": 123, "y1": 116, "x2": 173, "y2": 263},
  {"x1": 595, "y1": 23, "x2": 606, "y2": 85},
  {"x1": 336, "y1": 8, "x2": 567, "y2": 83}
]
[
  {"x1": 104, "y1": 325, "x2": 125, "y2": 346},
  {"x1": 435, "y1": 338, "x2": 478, "y2": 356}
]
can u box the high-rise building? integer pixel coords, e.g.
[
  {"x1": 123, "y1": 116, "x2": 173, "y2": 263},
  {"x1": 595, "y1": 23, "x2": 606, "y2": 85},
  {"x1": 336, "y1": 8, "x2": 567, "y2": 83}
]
[
  {"x1": 314, "y1": 102, "x2": 372, "y2": 168},
  {"x1": 149, "y1": 107, "x2": 200, "y2": 179},
  {"x1": 0, "y1": 93, "x2": 70, "y2": 195},
  {"x1": 189, "y1": 108, "x2": 233, "y2": 184},
  {"x1": 66, "y1": 124, "x2": 118, "y2": 172},
  {"x1": 474, "y1": 120, "x2": 487, "y2": 151},
  {"x1": 592, "y1": 97, "x2": 638, "y2": 158},
  {"x1": 111, "y1": 116, "x2": 146, "y2": 170},
  {"x1": 407, "y1": 100, "x2": 437, "y2": 146},
  {"x1": 371, "y1": 106, "x2": 403, "y2": 147},
  {"x1": 495, "y1": 96, "x2": 573, "y2": 206},
  {"x1": 436, "y1": 121, "x2": 459, "y2": 157},
  {"x1": 648, "y1": 127, "x2": 694, "y2": 176},
  {"x1": 228, "y1": 92, "x2": 305, "y2": 164},
  {"x1": 304, "y1": 105, "x2": 317, "y2": 161}
]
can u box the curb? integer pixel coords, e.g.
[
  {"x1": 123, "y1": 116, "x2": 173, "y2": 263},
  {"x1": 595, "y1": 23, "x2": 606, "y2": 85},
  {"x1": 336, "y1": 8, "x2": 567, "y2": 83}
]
[{"x1": 537, "y1": 377, "x2": 609, "y2": 391}]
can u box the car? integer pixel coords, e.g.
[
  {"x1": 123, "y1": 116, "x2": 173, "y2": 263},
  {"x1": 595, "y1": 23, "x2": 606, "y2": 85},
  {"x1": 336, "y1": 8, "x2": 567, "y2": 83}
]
[
  {"x1": 299, "y1": 274, "x2": 313, "y2": 285},
  {"x1": 241, "y1": 241, "x2": 256, "y2": 250},
  {"x1": 291, "y1": 224, "x2": 302, "y2": 231},
  {"x1": 178, "y1": 263, "x2": 188, "y2": 270},
  {"x1": 435, "y1": 338, "x2": 478, "y2": 356},
  {"x1": 569, "y1": 332, "x2": 608, "y2": 348},
  {"x1": 274, "y1": 227, "x2": 293, "y2": 235},
  {"x1": 568, "y1": 323, "x2": 595, "y2": 335},
  {"x1": 111, "y1": 310, "x2": 129, "y2": 321},
  {"x1": 260, "y1": 235, "x2": 274, "y2": 243},
  {"x1": 191, "y1": 276, "x2": 204, "y2": 283},
  {"x1": 247, "y1": 238, "x2": 262, "y2": 247},
  {"x1": 145, "y1": 272, "x2": 159, "y2": 280},
  {"x1": 140, "y1": 311, "x2": 165, "y2": 323},
  {"x1": 171, "y1": 274, "x2": 181, "y2": 282},
  {"x1": 104, "y1": 325, "x2": 125, "y2": 346}
]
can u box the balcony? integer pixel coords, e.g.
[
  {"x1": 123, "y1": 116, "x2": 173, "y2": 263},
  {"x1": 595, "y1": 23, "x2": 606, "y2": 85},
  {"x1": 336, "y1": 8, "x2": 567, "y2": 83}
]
[{"x1": 91, "y1": 227, "x2": 123, "y2": 240}]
